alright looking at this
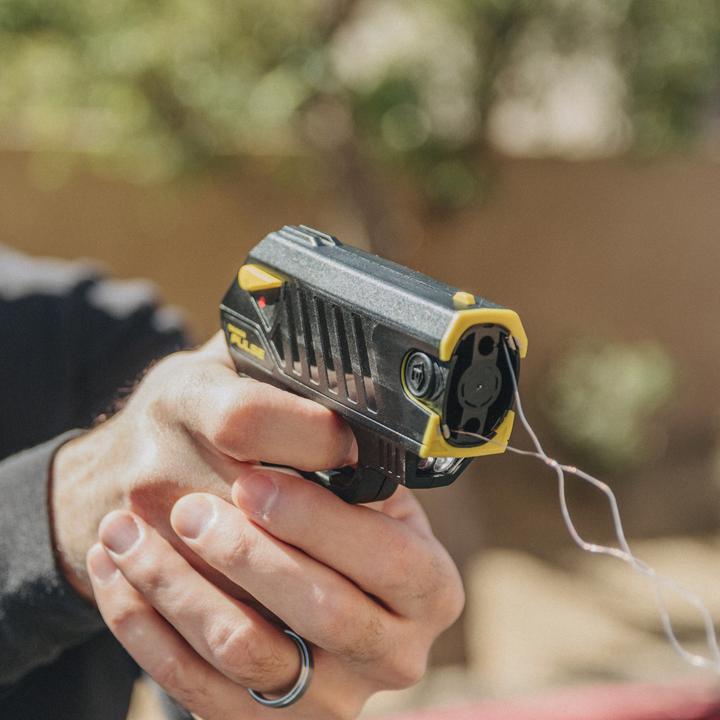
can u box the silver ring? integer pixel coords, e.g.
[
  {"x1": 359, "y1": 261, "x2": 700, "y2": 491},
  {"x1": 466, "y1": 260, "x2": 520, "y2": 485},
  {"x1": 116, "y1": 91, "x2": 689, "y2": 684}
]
[{"x1": 248, "y1": 629, "x2": 314, "y2": 709}]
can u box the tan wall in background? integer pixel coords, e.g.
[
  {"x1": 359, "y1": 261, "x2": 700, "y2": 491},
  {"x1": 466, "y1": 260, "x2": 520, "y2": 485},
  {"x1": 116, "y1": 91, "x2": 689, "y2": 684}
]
[
  {"x1": 4, "y1": 154, "x2": 719, "y2": 394},
  {"x1": 3, "y1": 152, "x2": 720, "y2": 665}
]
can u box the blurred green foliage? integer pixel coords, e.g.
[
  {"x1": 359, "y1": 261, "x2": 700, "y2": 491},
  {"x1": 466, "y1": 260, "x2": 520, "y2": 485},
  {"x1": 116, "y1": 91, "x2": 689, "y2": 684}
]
[
  {"x1": 1, "y1": 0, "x2": 720, "y2": 206},
  {"x1": 543, "y1": 340, "x2": 676, "y2": 472}
]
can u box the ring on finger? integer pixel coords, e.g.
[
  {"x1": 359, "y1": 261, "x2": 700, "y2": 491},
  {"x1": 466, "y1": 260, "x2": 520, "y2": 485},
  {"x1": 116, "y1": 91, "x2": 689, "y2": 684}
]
[{"x1": 248, "y1": 629, "x2": 313, "y2": 709}]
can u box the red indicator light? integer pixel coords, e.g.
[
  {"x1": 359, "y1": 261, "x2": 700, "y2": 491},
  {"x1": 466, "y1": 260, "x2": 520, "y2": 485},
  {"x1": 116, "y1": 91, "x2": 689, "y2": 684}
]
[{"x1": 257, "y1": 296, "x2": 266, "y2": 309}]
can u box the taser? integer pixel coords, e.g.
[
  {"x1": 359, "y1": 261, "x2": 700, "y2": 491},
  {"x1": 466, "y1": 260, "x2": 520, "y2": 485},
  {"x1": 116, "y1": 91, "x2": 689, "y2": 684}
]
[{"x1": 220, "y1": 225, "x2": 527, "y2": 503}]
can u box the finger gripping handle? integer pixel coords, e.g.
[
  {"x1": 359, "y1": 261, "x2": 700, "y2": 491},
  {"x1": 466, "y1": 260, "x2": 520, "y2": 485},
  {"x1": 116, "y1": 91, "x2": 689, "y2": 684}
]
[{"x1": 301, "y1": 426, "x2": 404, "y2": 503}]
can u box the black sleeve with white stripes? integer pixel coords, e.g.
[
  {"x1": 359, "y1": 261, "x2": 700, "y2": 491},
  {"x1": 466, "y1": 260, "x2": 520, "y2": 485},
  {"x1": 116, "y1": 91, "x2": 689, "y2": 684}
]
[{"x1": 0, "y1": 245, "x2": 187, "y2": 714}]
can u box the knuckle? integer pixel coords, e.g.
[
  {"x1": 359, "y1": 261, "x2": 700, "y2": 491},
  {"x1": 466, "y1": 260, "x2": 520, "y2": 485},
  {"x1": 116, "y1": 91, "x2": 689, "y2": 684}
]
[
  {"x1": 311, "y1": 589, "x2": 345, "y2": 639},
  {"x1": 208, "y1": 400, "x2": 242, "y2": 451},
  {"x1": 439, "y1": 571, "x2": 466, "y2": 626},
  {"x1": 314, "y1": 590, "x2": 387, "y2": 663},
  {"x1": 148, "y1": 353, "x2": 197, "y2": 419},
  {"x1": 392, "y1": 537, "x2": 464, "y2": 625},
  {"x1": 246, "y1": 637, "x2": 288, "y2": 680},
  {"x1": 211, "y1": 392, "x2": 261, "y2": 458},
  {"x1": 210, "y1": 623, "x2": 254, "y2": 679},
  {"x1": 108, "y1": 601, "x2": 145, "y2": 637},
  {"x1": 211, "y1": 623, "x2": 292, "y2": 687},
  {"x1": 153, "y1": 652, "x2": 185, "y2": 690},
  {"x1": 244, "y1": 631, "x2": 289, "y2": 680},
  {"x1": 385, "y1": 650, "x2": 428, "y2": 690},
  {"x1": 379, "y1": 530, "x2": 432, "y2": 598},
  {"x1": 424, "y1": 554, "x2": 465, "y2": 627},
  {"x1": 366, "y1": 633, "x2": 431, "y2": 691},
  {"x1": 131, "y1": 552, "x2": 172, "y2": 597},
  {"x1": 218, "y1": 526, "x2": 254, "y2": 569},
  {"x1": 153, "y1": 651, "x2": 213, "y2": 711}
]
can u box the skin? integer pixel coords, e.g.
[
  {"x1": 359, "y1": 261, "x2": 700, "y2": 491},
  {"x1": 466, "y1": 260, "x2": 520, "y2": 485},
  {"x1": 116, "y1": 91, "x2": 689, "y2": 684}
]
[{"x1": 52, "y1": 332, "x2": 465, "y2": 719}]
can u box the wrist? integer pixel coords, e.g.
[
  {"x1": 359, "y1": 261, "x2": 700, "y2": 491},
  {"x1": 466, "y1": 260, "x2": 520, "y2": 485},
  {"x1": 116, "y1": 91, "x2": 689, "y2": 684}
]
[{"x1": 50, "y1": 423, "x2": 124, "y2": 601}]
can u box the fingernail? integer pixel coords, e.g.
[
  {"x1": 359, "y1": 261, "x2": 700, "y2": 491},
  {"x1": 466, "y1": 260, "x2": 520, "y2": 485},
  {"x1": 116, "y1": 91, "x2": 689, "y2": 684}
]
[
  {"x1": 87, "y1": 544, "x2": 118, "y2": 584},
  {"x1": 100, "y1": 511, "x2": 141, "y2": 556},
  {"x1": 232, "y1": 473, "x2": 278, "y2": 519},
  {"x1": 173, "y1": 495, "x2": 216, "y2": 540}
]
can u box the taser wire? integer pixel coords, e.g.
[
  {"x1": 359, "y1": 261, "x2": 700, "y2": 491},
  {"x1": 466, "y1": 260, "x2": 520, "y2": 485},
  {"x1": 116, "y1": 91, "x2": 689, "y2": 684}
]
[{"x1": 454, "y1": 339, "x2": 720, "y2": 674}]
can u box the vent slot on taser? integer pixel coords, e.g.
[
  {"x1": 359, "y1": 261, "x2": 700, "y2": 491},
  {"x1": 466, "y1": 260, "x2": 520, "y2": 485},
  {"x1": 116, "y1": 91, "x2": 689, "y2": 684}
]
[{"x1": 268, "y1": 282, "x2": 378, "y2": 413}]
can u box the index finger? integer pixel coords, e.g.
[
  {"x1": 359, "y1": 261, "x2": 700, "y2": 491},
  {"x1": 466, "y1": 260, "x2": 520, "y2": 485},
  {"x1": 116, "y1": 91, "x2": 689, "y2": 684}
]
[{"x1": 179, "y1": 354, "x2": 357, "y2": 472}]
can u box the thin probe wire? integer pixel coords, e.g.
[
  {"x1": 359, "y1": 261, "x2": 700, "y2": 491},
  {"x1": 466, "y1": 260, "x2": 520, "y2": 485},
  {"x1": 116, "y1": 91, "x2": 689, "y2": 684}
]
[{"x1": 454, "y1": 340, "x2": 720, "y2": 673}]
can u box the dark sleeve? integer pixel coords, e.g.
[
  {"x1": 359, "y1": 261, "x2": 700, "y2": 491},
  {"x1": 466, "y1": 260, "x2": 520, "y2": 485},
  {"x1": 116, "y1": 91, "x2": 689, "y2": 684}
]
[
  {"x1": 0, "y1": 247, "x2": 190, "y2": 688},
  {"x1": 0, "y1": 432, "x2": 101, "y2": 687},
  {"x1": 63, "y1": 276, "x2": 189, "y2": 426}
]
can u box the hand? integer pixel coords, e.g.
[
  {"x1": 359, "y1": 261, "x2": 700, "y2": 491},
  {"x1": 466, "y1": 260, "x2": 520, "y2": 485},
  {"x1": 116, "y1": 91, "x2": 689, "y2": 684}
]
[
  {"x1": 51, "y1": 332, "x2": 357, "y2": 599},
  {"x1": 87, "y1": 466, "x2": 464, "y2": 719}
]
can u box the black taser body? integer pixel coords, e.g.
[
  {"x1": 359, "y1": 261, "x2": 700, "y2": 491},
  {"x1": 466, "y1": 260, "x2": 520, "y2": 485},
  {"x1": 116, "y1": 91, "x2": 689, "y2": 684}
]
[{"x1": 220, "y1": 225, "x2": 528, "y2": 504}]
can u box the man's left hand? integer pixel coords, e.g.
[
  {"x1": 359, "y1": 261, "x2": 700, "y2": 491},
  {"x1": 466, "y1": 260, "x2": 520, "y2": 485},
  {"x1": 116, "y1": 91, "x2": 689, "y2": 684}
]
[{"x1": 87, "y1": 467, "x2": 464, "y2": 719}]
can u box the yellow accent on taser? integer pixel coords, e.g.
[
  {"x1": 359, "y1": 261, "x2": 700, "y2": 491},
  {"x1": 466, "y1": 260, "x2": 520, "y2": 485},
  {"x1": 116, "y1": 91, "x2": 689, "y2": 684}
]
[
  {"x1": 401, "y1": 305, "x2": 526, "y2": 458},
  {"x1": 226, "y1": 322, "x2": 266, "y2": 361},
  {"x1": 238, "y1": 264, "x2": 284, "y2": 292},
  {"x1": 439, "y1": 308, "x2": 528, "y2": 361},
  {"x1": 419, "y1": 411, "x2": 516, "y2": 459},
  {"x1": 452, "y1": 291, "x2": 476, "y2": 308}
]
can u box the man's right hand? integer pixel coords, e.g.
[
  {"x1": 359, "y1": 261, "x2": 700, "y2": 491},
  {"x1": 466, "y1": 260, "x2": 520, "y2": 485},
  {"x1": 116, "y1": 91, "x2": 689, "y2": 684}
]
[{"x1": 51, "y1": 332, "x2": 358, "y2": 600}]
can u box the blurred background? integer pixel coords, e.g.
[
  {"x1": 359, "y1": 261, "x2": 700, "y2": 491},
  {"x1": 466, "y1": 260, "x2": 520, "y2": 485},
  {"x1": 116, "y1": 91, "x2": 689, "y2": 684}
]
[{"x1": 3, "y1": 0, "x2": 720, "y2": 716}]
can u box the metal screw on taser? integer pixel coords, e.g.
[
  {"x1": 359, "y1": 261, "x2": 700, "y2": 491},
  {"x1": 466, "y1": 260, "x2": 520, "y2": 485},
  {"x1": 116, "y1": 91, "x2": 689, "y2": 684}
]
[{"x1": 220, "y1": 225, "x2": 528, "y2": 503}]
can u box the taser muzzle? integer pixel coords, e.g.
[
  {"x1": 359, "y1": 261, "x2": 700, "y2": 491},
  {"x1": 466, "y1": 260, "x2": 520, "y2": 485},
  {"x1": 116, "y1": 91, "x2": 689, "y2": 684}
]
[{"x1": 221, "y1": 225, "x2": 527, "y2": 503}]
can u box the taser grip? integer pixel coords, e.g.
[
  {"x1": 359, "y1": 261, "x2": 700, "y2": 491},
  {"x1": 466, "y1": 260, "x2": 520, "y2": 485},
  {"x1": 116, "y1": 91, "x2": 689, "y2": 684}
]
[{"x1": 298, "y1": 425, "x2": 405, "y2": 504}]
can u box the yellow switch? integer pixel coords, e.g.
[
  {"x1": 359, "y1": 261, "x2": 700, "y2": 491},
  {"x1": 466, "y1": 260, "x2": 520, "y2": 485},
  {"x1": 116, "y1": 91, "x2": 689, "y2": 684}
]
[{"x1": 238, "y1": 264, "x2": 284, "y2": 292}]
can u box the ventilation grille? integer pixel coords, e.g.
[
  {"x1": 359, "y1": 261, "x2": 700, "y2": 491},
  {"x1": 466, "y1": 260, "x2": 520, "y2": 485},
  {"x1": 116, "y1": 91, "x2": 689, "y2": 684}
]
[
  {"x1": 271, "y1": 284, "x2": 377, "y2": 413},
  {"x1": 379, "y1": 437, "x2": 403, "y2": 480}
]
